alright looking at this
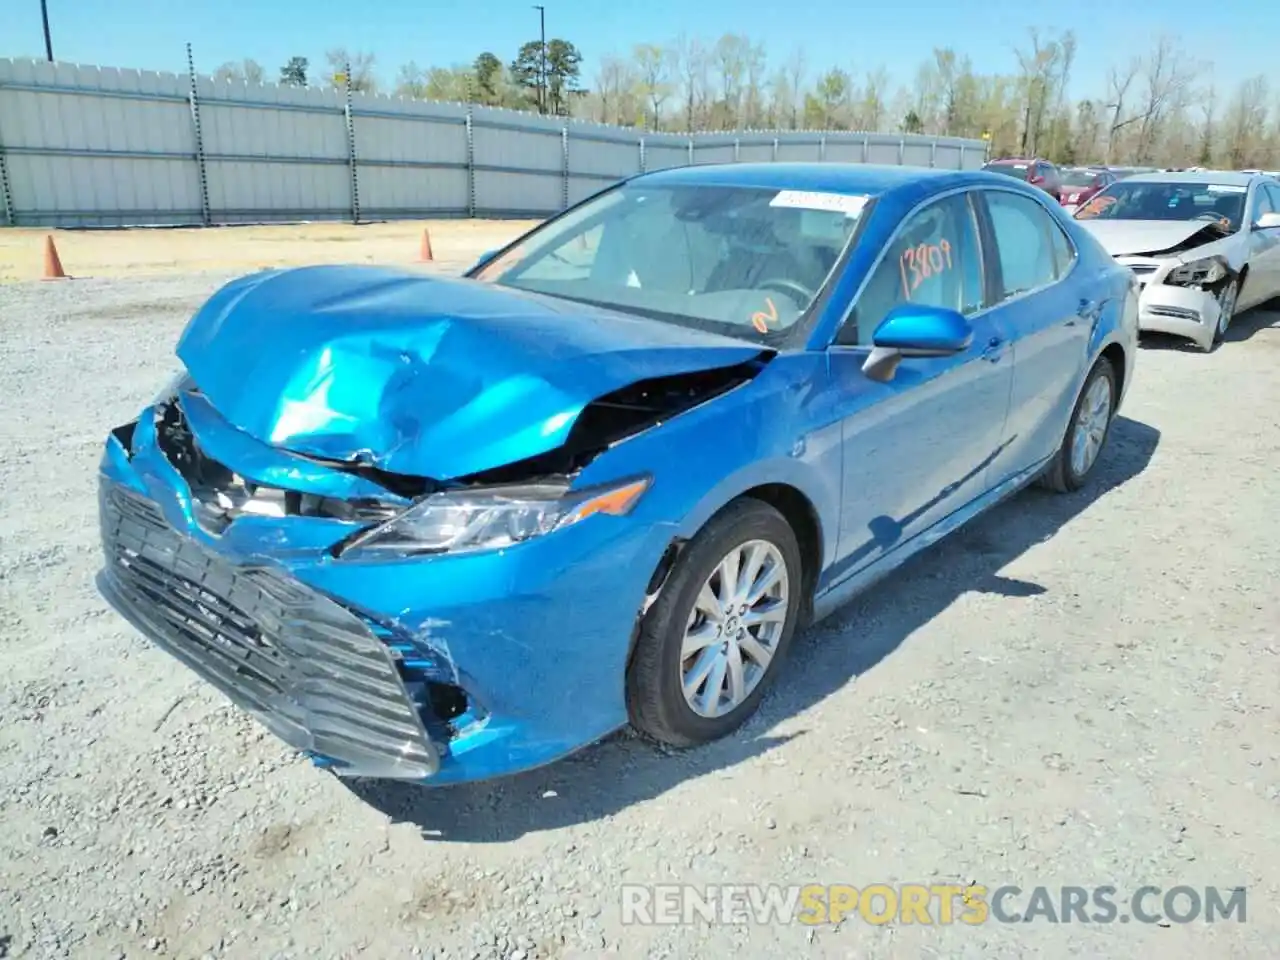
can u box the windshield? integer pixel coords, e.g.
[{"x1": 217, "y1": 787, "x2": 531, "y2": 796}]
[
  {"x1": 1061, "y1": 169, "x2": 1101, "y2": 187},
  {"x1": 1076, "y1": 180, "x2": 1248, "y2": 231},
  {"x1": 472, "y1": 183, "x2": 868, "y2": 341},
  {"x1": 983, "y1": 162, "x2": 1031, "y2": 181}
]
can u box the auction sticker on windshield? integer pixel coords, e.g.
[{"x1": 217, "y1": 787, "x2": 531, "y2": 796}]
[
  {"x1": 1207, "y1": 185, "x2": 1247, "y2": 193},
  {"x1": 770, "y1": 190, "x2": 869, "y2": 216}
]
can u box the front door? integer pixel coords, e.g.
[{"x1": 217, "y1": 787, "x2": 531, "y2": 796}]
[
  {"x1": 1240, "y1": 182, "x2": 1280, "y2": 311},
  {"x1": 826, "y1": 191, "x2": 1014, "y2": 584}
]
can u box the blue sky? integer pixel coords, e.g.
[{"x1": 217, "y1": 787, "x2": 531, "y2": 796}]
[{"x1": 4, "y1": 0, "x2": 1273, "y2": 102}]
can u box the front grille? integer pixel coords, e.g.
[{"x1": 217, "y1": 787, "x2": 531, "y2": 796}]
[{"x1": 97, "y1": 479, "x2": 439, "y2": 780}]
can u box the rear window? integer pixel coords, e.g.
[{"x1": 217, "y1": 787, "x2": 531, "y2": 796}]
[{"x1": 984, "y1": 162, "x2": 1031, "y2": 181}]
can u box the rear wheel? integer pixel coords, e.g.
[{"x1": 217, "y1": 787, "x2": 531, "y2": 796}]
[
  {"x1": 1041, "y1": 357, "x2": 1117, "y2": 493},
  {"x1": 626, "y1": 499, "x2": 803, "y2": 747}
]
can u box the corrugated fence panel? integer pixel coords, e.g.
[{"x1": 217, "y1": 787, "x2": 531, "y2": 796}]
[
  {"x1": 0, "y1": 57, "x2": 988, "y2": 226},
  {"x1": 197, "y1": 77, "x2": 350, "y2": 221},
  {"x1": 472, "y1": 109, "x2": 564, "y2": 216},
  {"x1": 0, "y1": 59, "x2": 199, "y2": 225},
  {"x1": 352, "y1": 95, "x2": 469, "y2": 218},
  {"x1": 776, "y1": 140, "x2": 822, "y2": 162},
  {"x1": 644, "y1": 139, "x2": 691, "y2": 172}
]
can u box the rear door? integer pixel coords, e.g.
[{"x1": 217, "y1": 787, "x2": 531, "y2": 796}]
[{"x1": 977, "y1": 188, "x2": 1095, "y2": 485}]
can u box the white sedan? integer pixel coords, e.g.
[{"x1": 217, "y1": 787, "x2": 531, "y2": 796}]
[{"x1": 1074, "y1": 171, "x2": 1280, "y2": 351}]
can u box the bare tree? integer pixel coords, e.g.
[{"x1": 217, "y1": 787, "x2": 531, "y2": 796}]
[
  {"x1": 1197, "y1": 83, "x2": 1217, "y2": 166},
  {"x1": 325, "y1": 48, "x2": 377, "y2": 93},
  {"x1": 1222, "y1": 75, "x2": 1270, "y2": 168},
  {"x1": 713, "y1": 33, "x2": 751, "y2": 129},
  {"x1": 784, "y1": 48, "x2": 806, "y2": 129},
  {"x1": 633, "y1": 44, "x2": 673, "y2": 130},
  {"x1": 1133, "y1": 36, "x2": 1198, "y2": 163},
  {"x1": 592, "y1": 55, "x2": 635, "y2": 126},
  {"x1": 859, "y1": 67, "x2": 889, "y2": 131},
  {"x1": 212, "y1": 58, "x2": 266, "y2": 84},
  {"x1": 1013, "y1": 29, "x2": 1069, "y2": 156},
  {"x1": 675, "y1": 34, "x2": 709, "y2": 132},
  {"x1": 1104, "y1": 57, "x2": 1142, "y2": 162}
]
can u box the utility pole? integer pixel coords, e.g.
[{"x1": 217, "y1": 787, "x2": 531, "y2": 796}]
[
  {"x1": 532, "y1": 4, "x2": 546, "y2": 114},
  {"x1": 40, "y1": 0, "x2": 54, "y2": 61}
]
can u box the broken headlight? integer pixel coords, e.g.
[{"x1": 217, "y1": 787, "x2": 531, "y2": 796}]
[
  {"x1": 1165, "y1": 257, "x2": 1227, "y2": 288},
  {"x1": 336, "y1": 475, "x2": 651, "y2": 558},
  {"x1": 152, "y1": 369, "x2": 194, "y2": 406}
]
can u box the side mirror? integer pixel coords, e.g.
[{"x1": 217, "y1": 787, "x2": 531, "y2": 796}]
[
  {"x1": 469, "y1": 248, "x2": 500, "y2": 273},
  {"x1": 1253, "y1": 211, "x2": 1280, "y2": 230},
  {"x1": 860, "y1": 304, "x2": 973, "y2": 383}
]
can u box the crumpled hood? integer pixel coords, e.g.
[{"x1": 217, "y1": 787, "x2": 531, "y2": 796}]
[
  {"x1": 1074, "y1": 218, "x2": 1235, "y2": 258},
  {"x1": 176, "y1": 265, "x2": 764, "y2": 480}
]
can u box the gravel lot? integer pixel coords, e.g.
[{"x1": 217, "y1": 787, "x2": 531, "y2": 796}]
[{"x1": 1, "y1": 262, "x2": 1278, "y2": 960}]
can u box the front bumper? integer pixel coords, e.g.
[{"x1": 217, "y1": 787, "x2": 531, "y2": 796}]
[
  {"x1": 96, "y1": 405, "x2": 672, "y2": 785},
  {"x1": 1121, "y1": 259, "x2": 1221, "y2": 350},
  {"x1": 1136, "y1": 285, "x2": 1221, "y2": 349},
  {"x1": 98, "y1": 482, "x2": 441, "y2": 780}
]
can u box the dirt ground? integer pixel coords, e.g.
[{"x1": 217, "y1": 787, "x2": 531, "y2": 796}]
[
  {"x1": 0, "y1": 220, "x2": 540, "y2": 283},
  {"x1": 0, "y1": 247, "x2": 1278, "y2": 959}
]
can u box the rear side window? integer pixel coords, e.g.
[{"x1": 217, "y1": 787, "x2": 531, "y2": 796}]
[{"x1": 983, "y1": 191, "x2": 1063, "y2": 297}]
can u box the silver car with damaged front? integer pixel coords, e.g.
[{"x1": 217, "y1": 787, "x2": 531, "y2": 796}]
[{"x1": 1073, "y1": 171, "x2": 1280, "y2": 351}]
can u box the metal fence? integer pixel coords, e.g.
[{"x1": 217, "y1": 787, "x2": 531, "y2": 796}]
[{"x1": 0, "y1": 56, "x2": 989, "y2": 228}]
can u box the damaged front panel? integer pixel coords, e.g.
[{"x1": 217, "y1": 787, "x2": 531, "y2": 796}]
[{"x1": 175, "y1": 264, "x2": 770, "y2": 483}]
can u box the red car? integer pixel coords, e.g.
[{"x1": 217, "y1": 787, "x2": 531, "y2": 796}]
[
  {"x1": 980, "y1": 157, "x2": 1062, "y2": 196},
  {"x1": 1057, "y1": 167, "x2": 1118, "y2": 210}
]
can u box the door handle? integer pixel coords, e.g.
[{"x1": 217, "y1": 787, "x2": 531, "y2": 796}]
[{"x1": 981, "y1": 337, "x2": 1005, "y2": 362}]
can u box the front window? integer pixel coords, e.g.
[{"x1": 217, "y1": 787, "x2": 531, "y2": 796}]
[
  {"x1": 472, "y1": 182, "x2": 869, "y2": 341},
  {"x1": 1060, "y1": 169, "x2": 1101, "y2": 187},
  {"x1": 1075, "y1": 180, "x2": 1249, "y2": 232},
  {"x1": 983, "y1": 162, "x2": 1031, "y2": 181},
  {"x1": 845, "y1": 193, "x2": 985, "y2": 345}
]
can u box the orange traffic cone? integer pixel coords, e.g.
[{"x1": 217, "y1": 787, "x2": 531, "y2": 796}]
[
  {"x1": 418, "y1": 228, "x2": 434, "y2": 262},
  {"x1": 42, "y1": 235, "x2": 68, "y2": 280}
]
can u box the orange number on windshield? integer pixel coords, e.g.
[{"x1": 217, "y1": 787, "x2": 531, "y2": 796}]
[
  {"x1": 1077, "y1": 194, "x2": 1116, "y2": 219},
  {"x1": 899, "y1": 238, "x2": 953, "y2": 298}
]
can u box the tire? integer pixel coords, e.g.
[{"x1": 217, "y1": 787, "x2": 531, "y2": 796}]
[
  {"x1": 626, "y1": 498, "x2": 804, "y2": 747},
  {"x1": 1210, "y1": 277, "x2": 1239, "y2": 348},
  {"x1": 1040, "y1": 356, "x2": 1117, "y2": 494}
]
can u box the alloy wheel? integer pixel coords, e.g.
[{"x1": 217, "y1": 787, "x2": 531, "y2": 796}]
[
  {"x1": 1070, "y1": 373, "x2": 1113, "y2": 478},
  {"x1": 1217, "y1": 281, "x2": 1238, "y2": 336},
  {"x1": 679, "y1": 539, "x2": 790, "y2": 718}
]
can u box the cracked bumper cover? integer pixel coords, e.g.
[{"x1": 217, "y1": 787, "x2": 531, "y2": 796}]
[
  {"x1": 96, "y1": 411, "x2": 673, "y2": 785},
  {"x1": 1135, "y1": 283, "x2": 1222, "y2": 347}
]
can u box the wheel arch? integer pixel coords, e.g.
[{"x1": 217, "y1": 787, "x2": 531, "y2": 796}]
[{"x1": 638, "y1": 477, "x2": 828, "y2": 648}]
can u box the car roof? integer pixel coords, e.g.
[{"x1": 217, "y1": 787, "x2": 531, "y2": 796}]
[
  {"x1": 634, "y1": 161, "x2": 966, "y2": 197},
  {"x1": 1119, "y1": 169, "x2": 1260, "y2": 187}
]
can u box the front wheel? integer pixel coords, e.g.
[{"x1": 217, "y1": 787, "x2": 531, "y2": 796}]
[
  {"x1": 1210, "y1": 278, "x2": 1239, "y2": 348},
  {"x1": 626, "y1": 498, "x2": 803, "y2": 747},
  {"x1": 1040, "y1": 357, "x2": 1117, "y2": 493}
]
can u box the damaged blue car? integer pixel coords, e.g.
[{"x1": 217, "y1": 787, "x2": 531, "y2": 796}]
[{"x1": 96, "y1": 162, "x2": 1138, "y2": 785}]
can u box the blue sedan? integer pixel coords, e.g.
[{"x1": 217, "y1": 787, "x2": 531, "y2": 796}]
[{"x1": 95, "y1": 163, "x2": 1138, "y2": 785}]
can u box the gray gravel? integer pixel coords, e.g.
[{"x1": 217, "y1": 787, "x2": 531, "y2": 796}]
[{"x1": 1, "y1": 270, "x2": 1278, "y2": 960}]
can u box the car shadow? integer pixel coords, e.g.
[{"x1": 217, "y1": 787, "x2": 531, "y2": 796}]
[
  {"x1": 346, "y1": 415, "x2": 1161, "y2": 842},
  {"x1": 1139, "y1": 301, "x2": 1280, "y2": 351},
  {"x1": 1222, "y1": 301, "x2": 1280, "y2": 345}
]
